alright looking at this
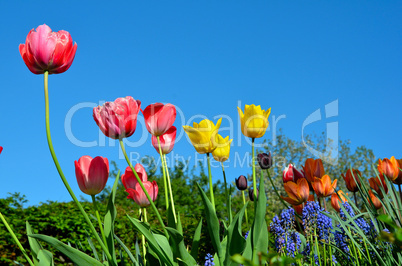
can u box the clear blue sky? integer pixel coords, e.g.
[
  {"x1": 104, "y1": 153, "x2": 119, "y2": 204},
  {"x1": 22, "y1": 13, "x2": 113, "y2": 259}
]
[{"x1": 0, "y1": 1, "x2": 401, "y2": 206}]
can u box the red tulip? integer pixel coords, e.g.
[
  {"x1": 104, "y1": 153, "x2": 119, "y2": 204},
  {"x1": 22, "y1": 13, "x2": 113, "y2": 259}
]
[
  {"x1": 283, "y1": 164, "x2": 304, "y2": 183},
  {"x1": 142, "y1": 103, "x2": 176, "y2": 136},
  {"x1": 127, "y1": 181, "x2": 158, "y2": 208},
  {"x1": 368, "y1": 190, "x2": 382, "y2": 210},
  {"x1": 369, "y1": 174, "x2": 388, "y2": 199},
  {"x1": 342, "y1": 169, "x2": 362, "y2": 193},
  {"x1": 121, "y1": 164, "x2": 148, "y2": 190},
  {"x1": 0, "y1": 146, "x2": 3, "y2": 155},
  {"x1": 393, "y1": 159, "x2": 402, "y2": 185},
  {"x1": 302, "y1": 158, "x2": 325, "y2": 183},
  {"x1": 93, "y1": 96, "x2": 141, "y2": 139},
  {"x1": 378, "y1": 157, "x2": 399, "y2": 182},
  {"x1": 19, "y1": 24, "x2": 77, "y2": 74},
  {"x1": 152, "y1": 126, "x2": 176, "y2": 154},
  {"x1": 75, "y1": 156, "x2": 109, "y2": 196}
]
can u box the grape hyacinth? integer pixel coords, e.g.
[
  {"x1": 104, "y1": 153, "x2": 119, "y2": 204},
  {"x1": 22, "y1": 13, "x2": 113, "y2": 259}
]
[
  {"x1": 269, "y1": 208, "x2": 301, "y2": 257},
  {"x1": 302, "y1": 201, "x2": 333, "y2": 244},
  {"x1": 204, "y1": 253, "x2": 214, "y2": 266}
]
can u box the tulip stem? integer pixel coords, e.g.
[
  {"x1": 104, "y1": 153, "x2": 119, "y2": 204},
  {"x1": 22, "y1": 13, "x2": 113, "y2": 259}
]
[
  {"x1": 156, "y1": 137, "x2": 169, "y2": 211},
  {"x1": 140, "y1": 209, "x2": 147, "y2": 264},
  {"x1": 399, "y1": 184, "x2": 402, "y2": 201},
  {"x1": 0, "y1": 212, "x2": 35, "y2": 266},
  {"x1": 266, "y1": 169, "x2": 289, "y2": 209},
  {"x1": 242, "y1": 191, "x2": 249, "y2": 227},
  {"x1": 119, "y1": 140, "x2": 169, "y2": 238},
  {"x1": 207, "y1": 153, "x2": 216, "y2": 211},
  {"x1": 353, "y1": 192, "x2": 358, "y2": 208},
  {"x1": 43, "y1": 71, "x2": 115, "y2": 265},
  {"x1": 323, "y1": 198, "x2": 327, "y2": 211},
  {"x1": 251, "y1": 138, "x2": 257, "y2": 200},
  {"x1": 164, "y1": 154, "x2": 177, "y2": 223},
  {"x1": 91, "y1": 195, "x2": 107, "y2": 247},
  {"x1": 221, "y1": 163, "x2": 232, "y2": 224}
]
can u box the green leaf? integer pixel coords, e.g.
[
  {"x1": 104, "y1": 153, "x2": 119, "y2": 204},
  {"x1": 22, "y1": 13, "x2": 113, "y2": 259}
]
[
  {"x1": 37, "y1": 249, "x2": 54, "y2": 266},
  {"x1": 26, "y1": 221, "x2": 41, "y2": 265},
  {"x1": 87, "y1": 235, "x2": 99, "y2": 260},
  {"x1": 190, "y1": 218, "x2": 202, "y2": 260},
  {"x1": 114, "y1": 234, "x2": 137, "y2": 265},
  {"x1": 196, "y1": 182, "x2": 223, "y2": 265},
  {"x1": 29, "y1": 234, "x2": 103, "y2": 265},
  {"x1": 104, "y1": 170, "x2": 120, "y2": 262},
  {"x1": 224, "y1": 202, "x2": 248, "y2": 266},
  {"x1": 126, "y1": 215, "x2": 174, "y2": 266},
  {"x1": 166, "y1": 226, "x2": 197, "y2": 265}
]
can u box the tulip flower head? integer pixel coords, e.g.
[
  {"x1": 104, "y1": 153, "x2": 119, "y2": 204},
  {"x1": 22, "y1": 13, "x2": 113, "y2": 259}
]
[
  {"x1": 121, "y1": 164, "x2": 148, "y2": 190},
  {"x1": 183, "y1": 118, "x2": 222, "y2": 154},
  {"x1": 312, "y1": 175, "x2": 337, "y2": 198},
  {"x1": 0, "y1": 146, "x2": 3, "y2": 155},
  {"x1": 392, "y1": 159, "x2": 402, "y2": 185},
  {"x1": 237, "y1": 104, "x2": 271, "y2": 139},
  {"x1": 152, "y1": 126, "x2": 177, "y2": 155},
  {"x1": 281, "y1": 178, "x2": 310, "y2": 205},
  {"x1": 342, "y1": 169, "x2": 362, "y2": 193},
  {"x1": 75, "y1": 156, "x2": 109, "y2": 196},
  {"x1": 331, "y1": 190, "x2": 348, "y2": 212},
  {"x1": 249, "y1": 188, "x2": 259, "y2": 201},
  {"x1": 127, "y1": 181, "x2": 158, "y2": 208},
  {"x1": 369, "y1": 174, "x2": 388, "y2": 199},
  {"x1": 368, "y1": 190, "x2": 382, "y2": 210},
  {"x1": 93, "y1": 96, "x2": 141, "y2": 140},
  {"x1": 378, "y1": 157, "x2": 399, "y2": 182},
  {"x1": 257, "y1": 152, "x2": 272, "y2": 170},
  {"x1": 235, "y1": 175, "x2": 248, "y2": 191},
  {"x1": 283, "y1": 164, "x2": 304, "y2": 183},
  {"x1": 212, "y1": 134, "x2": 232, "y2": 162},
  {"x1": 19, "y1": 24, "x2": 77, "y2": 74},
  {"x1": 302, "y1": 158, "x2": 325, "y2": 184},
  {"x1": 142, "y1": 103, "x2": 176, "y2": 136}
]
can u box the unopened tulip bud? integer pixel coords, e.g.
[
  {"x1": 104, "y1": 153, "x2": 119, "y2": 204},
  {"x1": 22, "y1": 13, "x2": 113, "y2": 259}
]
[
  {"x1": 249, "y1": 188, "x2": 259, "y2": 201},
  {"x1": 257, "y1": 152, "x2": 272, "y2": 169},
  {"x1": 235, "y1": 175, "x2": 248, "y2": 190},
  {"x1": 283, "y1": 164, "x2": 304, "y2": 183}
]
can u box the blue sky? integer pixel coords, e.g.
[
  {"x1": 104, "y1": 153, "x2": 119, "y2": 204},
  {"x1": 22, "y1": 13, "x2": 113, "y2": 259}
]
[{"x1": 0, "y1": 1, "x2": 401, "y2": 206}]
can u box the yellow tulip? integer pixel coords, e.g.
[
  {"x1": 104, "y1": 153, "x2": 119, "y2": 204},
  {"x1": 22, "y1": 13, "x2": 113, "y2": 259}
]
[
  {"x1": 237, "y1": 104, "x2": 271, "y2": 139},
  {"x1": 183, "y1": 118, "x2": 222, "y2": 154},
  {"x1": 212, "y1": 134, "x2": 233, "y2": 162}
]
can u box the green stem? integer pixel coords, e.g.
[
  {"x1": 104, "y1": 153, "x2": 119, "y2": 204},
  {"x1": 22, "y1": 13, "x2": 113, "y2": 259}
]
[
  {"x1": 314, "y1": 228, "x2": 322, "y2": 266},
  {"x1": 0, "y1": 212, "x2": 35, "y2": 266},
  {"x1": 242, "y1": 191, "x2": 249, "y2": 227},
  {"x1": 221, "y1": 163, "x2": 232, "y2": 224},
  {"x1": 266, "y1": 169, "x2": 289, "y2": 208},
  {"x1": 91, "y1": 195, "x2": 107, "y2": 247},
  {"x1": 156, "y1": 137, "x2": 169, "y2": 211},
  {"x1": 164, "y1": 154, "x2": 177, "y2": 223},
  {"x1": 207, "y1": 153, "x2": 215, "y2": 210},
  {"x1": 364, "y1": 239, "x2": 371, "y2": 264},
  {"x1": 323, "y1": 198, "x2": 327, "y2": 211},
  {"x1": 119, "y1": 140, "x2": 169, "y2": 238},
  {"x1": 43, "y1": 71, "x2": 115, "y2": 265},
  {"x1": 251, "y1": 138, "x2": 257, "y2": 200},
  {"x1": 354, "y1": 192, "x2": 358, "y2": 208},
  {"x1": 140, "y1": 209, "x2": 147, "y2": 264}
]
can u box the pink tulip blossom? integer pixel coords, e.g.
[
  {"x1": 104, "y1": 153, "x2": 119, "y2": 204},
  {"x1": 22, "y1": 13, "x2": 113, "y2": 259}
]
[
  {"x1": 19, "y1": 24, "x2": 77, "y2": 74},
  {"x1": 75, "y1": 156, "x2": 109, "y2": 195},
  {"x1": 126, "y1": 181, "x2": 158, "y2": 208},
  {"x1": 93, "y1": 96, "x2": 141, "y2": 139},
  {"x1": 121, "y1": 164, "x2": 148, "y2": 190},
  {"x1": 152, "y1": 126, "x2": 176, "y2": 154}
]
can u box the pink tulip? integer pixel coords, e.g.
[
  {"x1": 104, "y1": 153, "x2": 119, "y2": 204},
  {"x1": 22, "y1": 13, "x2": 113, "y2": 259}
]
[
  {"x1": 283, "y1": 164, "x2": 304, "y2": 183},
  {"x1": 126, "y1": 181, "x2": 158, "y2": 207},
  {"x1": 93, "y1": 96, "x2": 141, "y2": 139},
  {"x1": 152, "y1": 126, "x2": 176, "y2": 154},
  {"x1": 121, "y1": 164, "x2": 148, "y2": 190},
  {"x1": 75, "y1": 156, "x2": 109, "y2": 195},
  {"x1": 142, "y1": 103, "x2": 176, "y2": 136},
  {"x1": 19, "y1": 24, "x2": 77, "y2": 74}
]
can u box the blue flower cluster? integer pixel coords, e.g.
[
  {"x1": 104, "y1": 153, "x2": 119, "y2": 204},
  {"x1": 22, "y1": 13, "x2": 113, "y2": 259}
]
[
  {"x1": 302, "y1": 201, "x2": 333, "y2": 244},
  {"x1": 204, "y1": 253, "x2": 214, "y2": 266},
  {"x1": 339, "y1": 202, "x2": 370, "y2": 235},
  {"x1": 269, "y1": 208, "x2": 301, "y2": 257},
  {"x1": 245, "y1": 231, "x2": 249, "y2": 240}
]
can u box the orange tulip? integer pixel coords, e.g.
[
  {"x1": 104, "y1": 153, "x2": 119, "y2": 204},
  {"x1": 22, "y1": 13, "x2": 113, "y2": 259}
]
[
  {"x1": 293, "y1": 194, "x2": 315, "y2": 215},
  {"x1": 281, "y1": 178, "x2": 310, "y2": 205},
  {"x1": 368, "y1": 174, "x2": 388, "y2": 199},
  {"x1": 378, "y1": 157, "x2": 399, "y2": 182},
  {"x1": 331, "y1": 190, "x2": 348, "y2": 212},
  {"x1": 368, "y1": 190, "x2": 382, "y2": 210},
  {"x1": 302, "y1": 158, "x2": 325, "y2": 183},
  {"x1": 342, "y1": 169, "x2": 362, "y2": 193},
  {"x1": 393, "y1": 159, "x2": 402, "y2": 185},
  {"x1": 312, "y1": 175, "x2": 337, "y2": 198}
]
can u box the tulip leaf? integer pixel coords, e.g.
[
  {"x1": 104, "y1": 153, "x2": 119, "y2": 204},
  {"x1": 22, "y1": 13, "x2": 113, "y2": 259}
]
[
  {"x1": 104, "y1": 170, "x2": 120, "y2": 263},
  {"x1": 29, "y1": 234, "x2": 103, "y2": 265},
  {"x1": 114, "y1": 234, "x2": 137, "y2": 264},
  {"x1": 86, "y1": 234, "x2": 99, "y2": 260},
  {"x1": 196, "y1": 182, "x2": 223, "y2": 265},
  {"x1": 37, "y1": 249, "x2": 54, "y2": 266},
  {"x1": 190, "y1": 218, "x2": 202, "y2": 260},
  {"x1": 224, "y1": 202, "x2": 248, "y2": 266},
  {"x1": 166, "y1": 226, "x2": 197, "y2": 265},
  {"x1": 126, "y1": 215, "x2": 174, "y2": 266},
  {"x1": 26, "y1": 221, "x2": 41, "y2": 264}
]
